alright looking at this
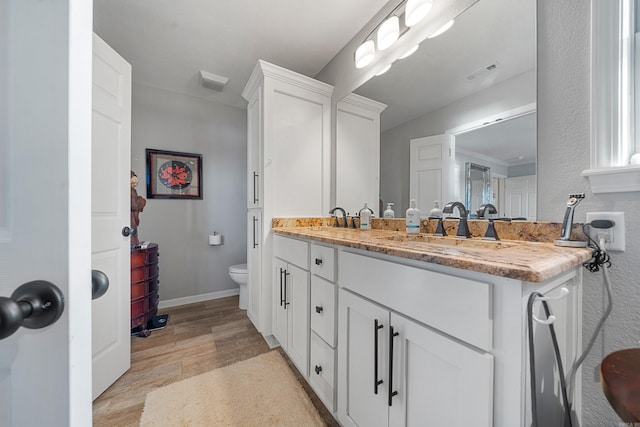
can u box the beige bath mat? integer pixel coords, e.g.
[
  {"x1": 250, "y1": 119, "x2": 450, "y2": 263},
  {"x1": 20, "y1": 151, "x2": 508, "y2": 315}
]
[{"x1": 139, "y1": 351, "x2": 324, "y2": 426}]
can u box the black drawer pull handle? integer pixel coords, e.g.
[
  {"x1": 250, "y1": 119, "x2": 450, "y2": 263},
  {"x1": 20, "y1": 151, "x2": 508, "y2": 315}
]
[
  {"x1": 315, "y1": 258, "x2": 323, "y2": 265},
  {"x1": 315, "y1": 306, "x2": 323, "y2": 314},
  {"x1": 314, "y1": 365, "x2": 322, "y2": 375},
  {"x1": 388, "y1": 325, "x2": 399, "y2": 406},
  {"x1": 374, "y1": 319, "x2": 384, "y2": 394}
]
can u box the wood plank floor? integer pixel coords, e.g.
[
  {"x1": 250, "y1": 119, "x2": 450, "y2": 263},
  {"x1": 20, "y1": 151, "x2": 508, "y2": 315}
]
[{"x1": 93, "y1": 296, "x2": 339, "y2": 426}]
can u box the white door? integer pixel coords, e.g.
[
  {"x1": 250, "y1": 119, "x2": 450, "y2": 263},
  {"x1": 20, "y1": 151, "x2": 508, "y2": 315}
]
[
  {"x1": 388, "y1": 313, "x2": 494, "y2": 427},
  {"x1": 409, "y1": 134, "x2": 455, "y2": 216},
  {"x1": 286, "y1": 263, "x2": 310, "y2": 377},
  {"x1": 0, "y1": 1, "x2": 93, "y2": 426},
  {"x1": 91, "y1": 34, "x2": 132, "y2": 399},
  {"x1": 338, "y1": 289, "x2": 389, "y2": 427},
  {"x1": 272, "y1": 258, "x2": 289, "y2": 349},
  {"x1": 505, "y1": 175, "x2": 537, "y2": 220}
]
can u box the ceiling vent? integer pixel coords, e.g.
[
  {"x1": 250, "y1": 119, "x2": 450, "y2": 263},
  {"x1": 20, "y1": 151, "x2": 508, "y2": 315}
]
[
  {"x1": 466, "y1": 62, "x2": 500, "y2": 81},
  {"x1": 200, "y1": 70, "x2": 229, "y2": 92}
]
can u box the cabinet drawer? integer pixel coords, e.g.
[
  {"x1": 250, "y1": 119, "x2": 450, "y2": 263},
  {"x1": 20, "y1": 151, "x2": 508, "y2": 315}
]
[
  {"x1": 273, "y1": 235, "x2": 309, "y2": 270},
  {"x1": 339, "y1": 251, "x2": 493, "y2": 351},
  {"x1": 310, "y1": 244, "x2": 336, "y2": 282},
  {"x1": 310, "y1": 275, "x2": 336, "y2": 347},
  {"x1": 309, "y1": 331, "x2": 335, "y2": 413}
]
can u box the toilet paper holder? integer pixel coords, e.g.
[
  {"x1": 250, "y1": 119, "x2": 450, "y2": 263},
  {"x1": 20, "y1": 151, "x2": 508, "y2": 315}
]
[{"x1": 209, "y1": 232, "x2": 223, "y2": 246}]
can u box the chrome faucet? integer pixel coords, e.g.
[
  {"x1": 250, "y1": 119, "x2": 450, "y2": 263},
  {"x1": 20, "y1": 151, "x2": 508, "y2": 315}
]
[
  {"x1": 442, "y1": 201, "x2": 471, "y2": 238},
  {"x1": 476, "y1": 203, "x2": 498, "y2": 219},
  {"x1": 329, "y1": 207, "x2": 348, "y2": 228}
]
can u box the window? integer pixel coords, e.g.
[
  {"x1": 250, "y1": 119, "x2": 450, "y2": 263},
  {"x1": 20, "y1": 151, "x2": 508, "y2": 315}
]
[{"x1": 584, "y1": 0, "x2": 640, "y2": 193}]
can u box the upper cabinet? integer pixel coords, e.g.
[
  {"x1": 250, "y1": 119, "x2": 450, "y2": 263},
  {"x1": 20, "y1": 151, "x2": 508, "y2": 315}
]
[
  {"x1": 336, "y1": 93, "x2": 386, "y2": 216},
  {"x1": 242, "y1": 60, "x2": 333, "y2": 217}
]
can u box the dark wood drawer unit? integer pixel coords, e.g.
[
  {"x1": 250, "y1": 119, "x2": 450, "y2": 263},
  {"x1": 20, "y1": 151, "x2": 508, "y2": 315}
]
[{"x1": 131, "y1": 243, "x2": 159, "y2": 330}]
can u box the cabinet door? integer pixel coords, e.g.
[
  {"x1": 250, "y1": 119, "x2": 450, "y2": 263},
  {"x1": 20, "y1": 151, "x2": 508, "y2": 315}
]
[
  {"x1": 286, "y1": 263, "x2": 310, "y2": 377},
  {"x1": 338, "y1": 289, "x2": 389, "y2": 427},
  {"x1": 247, "y1": 211, "x2": 262, "y2": 331},
  {"x1": 247, "y1": 90, "x2": 262, "y2": 208},
  {"x1": 272, "y1": 258, "x2": 288, "y2": 349},
  {"x1": 388, "y1": 313, "x2": 494, "y2": 427}
]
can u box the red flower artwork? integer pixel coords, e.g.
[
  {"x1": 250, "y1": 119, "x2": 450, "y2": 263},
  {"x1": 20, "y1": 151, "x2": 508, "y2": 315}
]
[{"x1": 158, "y1": 161, "x2": 192, "y2": 189}]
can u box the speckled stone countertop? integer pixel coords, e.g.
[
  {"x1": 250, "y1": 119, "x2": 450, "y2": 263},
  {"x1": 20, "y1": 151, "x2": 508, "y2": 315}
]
[{"x1": 272, "y1": 217, "x2": 593, "y2": 282}]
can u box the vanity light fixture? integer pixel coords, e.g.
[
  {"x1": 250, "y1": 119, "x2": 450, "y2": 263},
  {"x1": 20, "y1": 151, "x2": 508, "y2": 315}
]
[
  {"x1": 428, "y1": 19, "x2": 454, "y2": 38},
  {"x1": 399, "y1": 44, "x2": 419, "y2": 59},
  {"x1": 377, "y1": 16, "x2": 400, "y2": 50},
  {"x1": 405, "y1": 0, "x2": 433, "y2": 27},
  {"x1": 376, "y1": 63, "x2": 393, "y2": 76},
  {"x1": 355, "y1": 40, "x2": 376, "y2": 69}
]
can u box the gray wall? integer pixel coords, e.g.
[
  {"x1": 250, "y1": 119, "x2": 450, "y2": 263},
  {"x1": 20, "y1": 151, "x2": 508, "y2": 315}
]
[
  {"x1": 130, "y1": 84, "x2": 247, "y2": 301},
  {"x1": 380, "y1": 70, "x2": 536, "y2": 213},
  {"x1": 538, "y1": 2, "x2": 640, "y2": 424}
]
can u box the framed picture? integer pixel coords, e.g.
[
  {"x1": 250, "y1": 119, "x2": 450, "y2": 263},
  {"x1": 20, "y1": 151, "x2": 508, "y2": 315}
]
[{"x1": 146, "y1": 149, "x2": 203, "y2": 199}]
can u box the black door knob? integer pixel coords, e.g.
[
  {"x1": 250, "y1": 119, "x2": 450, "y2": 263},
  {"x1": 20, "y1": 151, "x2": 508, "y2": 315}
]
[
  {"x1": 0, "y1": 280, "x2": 65, "y2": 340},
  {"x1": 122, "y1": 226, "x2": 137, "y2": 237},
  {"x1": 92, "y1": 270, "x2": 109, "y2": 300}
]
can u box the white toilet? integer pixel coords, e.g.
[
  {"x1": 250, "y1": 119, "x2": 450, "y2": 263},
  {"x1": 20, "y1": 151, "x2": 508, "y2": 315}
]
[{"x1": 228, "y1": 263, "x2": 248, "y2": 310}]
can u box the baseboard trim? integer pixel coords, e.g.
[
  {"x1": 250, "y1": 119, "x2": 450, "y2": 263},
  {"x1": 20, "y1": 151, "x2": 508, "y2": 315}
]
[{"x1": 158, "y1": 288, "x2": 240, "y2": 309}]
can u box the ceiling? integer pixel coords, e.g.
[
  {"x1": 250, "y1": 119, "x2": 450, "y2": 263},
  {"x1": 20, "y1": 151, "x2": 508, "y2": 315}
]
[
  {"x1": 93, "y1": 0, "x2": 536, "y2": 167},
  {"x1": 93, "y1": 0, "x2": 389, "y2": 110}
]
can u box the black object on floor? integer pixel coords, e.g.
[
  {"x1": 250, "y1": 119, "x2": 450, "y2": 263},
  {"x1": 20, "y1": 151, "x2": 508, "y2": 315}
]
[
  {"x1": 131, "y1": 314, "x2": 170, "y2": 338},
  {"x1": 147, "y1": 314, "x2": 169, "y2": 331}
]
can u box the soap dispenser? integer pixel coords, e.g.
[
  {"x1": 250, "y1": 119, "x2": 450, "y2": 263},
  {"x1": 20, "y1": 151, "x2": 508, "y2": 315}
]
[
  {"x1": 383, "y1": 203, "x2": 395, "y2": 218},
  {"x1": 405, "y1": 199, "x2": 421, "y2": 235},
  {"x1": 359, "y1": 203, "x2": 373, "y2": 230},
  {"x1": 429, "y1": 201, "x2": 443, "y2": 218}
]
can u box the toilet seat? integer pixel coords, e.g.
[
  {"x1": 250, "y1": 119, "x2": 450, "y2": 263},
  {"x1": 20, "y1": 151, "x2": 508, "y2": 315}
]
[{"x1": 229, "y1": 263, "x2": 247, "y2": 274}]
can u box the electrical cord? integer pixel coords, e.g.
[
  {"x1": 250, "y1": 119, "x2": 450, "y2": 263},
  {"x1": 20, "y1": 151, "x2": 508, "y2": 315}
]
[
  {"x1": 527, "y1": 292, "x2": 573, "y2": 427},
  {"x1": 528, "y1": 222, "x2": 614, "y2": 426},
  {"x1": 566, "y1": 227, "x2": 613, "y2": 396}
]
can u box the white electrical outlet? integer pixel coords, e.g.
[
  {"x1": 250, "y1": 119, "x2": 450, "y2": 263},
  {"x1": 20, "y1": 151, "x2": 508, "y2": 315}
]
[{"x1": 585, "y1": 212, "x2": 625, "y2": 252}]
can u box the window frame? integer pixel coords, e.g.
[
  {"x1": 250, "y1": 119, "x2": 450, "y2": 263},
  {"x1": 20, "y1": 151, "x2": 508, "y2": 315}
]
[{"x1": 583, "y1": 0, "x2": 640, "y2": 193}]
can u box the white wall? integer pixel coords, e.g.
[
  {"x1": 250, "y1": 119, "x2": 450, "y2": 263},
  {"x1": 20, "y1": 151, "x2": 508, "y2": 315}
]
[
  {"x1": 538, "y1": 2, "x2": 640, "y2": 424},
  {"x1": 380, "y1": 70, "x2": 535, "y2": 213},
  {"x1": 130, "y1": 83, "x2": 247, "y2": 301}
]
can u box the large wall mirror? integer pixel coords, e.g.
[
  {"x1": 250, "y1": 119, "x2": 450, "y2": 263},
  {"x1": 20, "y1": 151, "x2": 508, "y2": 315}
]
[{"x1": 336, "y1": 0, "x2": 536, "y2": 220}]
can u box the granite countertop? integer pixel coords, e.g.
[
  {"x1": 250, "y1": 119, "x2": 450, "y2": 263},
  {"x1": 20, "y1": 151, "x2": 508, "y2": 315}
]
[{"x1": 272, "y1": 217, "x2": 593, "y2": 282}]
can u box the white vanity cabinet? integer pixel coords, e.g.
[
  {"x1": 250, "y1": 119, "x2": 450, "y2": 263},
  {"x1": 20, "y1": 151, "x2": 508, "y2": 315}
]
[
  {"x1": 242, "y1": 60, "x2": 332, "y2": 337},
  {"x1": 272, "y1": 235, "x2": 311, "y2": 377},
  {"x1": 308, "y1": 243, "x2": 338, "y2": 412},
  {"x1": 335, "y1": 249, "x2": 582, "y2": 427},
  {"x1": 337, "y1": 252, "x2": 494, "y2": 427}
]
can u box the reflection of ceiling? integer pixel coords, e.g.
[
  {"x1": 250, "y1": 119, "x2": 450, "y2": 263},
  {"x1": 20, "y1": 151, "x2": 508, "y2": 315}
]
[
  {"x1": 455, "y1": 113, "x2": 536, "y2": 166},
  {"x1": 354, "y1": 0, "x2": 536, "y2": 132},
  {"x1": 93, "y1": 0, "x2": 389, "y2": 109}
]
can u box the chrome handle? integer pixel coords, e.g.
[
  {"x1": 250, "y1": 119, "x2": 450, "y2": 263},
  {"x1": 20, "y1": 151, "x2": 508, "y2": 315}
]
[
  {"x1": 91, "y1": 270, "x2": 109, "y2": 300},
  {"x1": 0, "y1": 281, "x2": 65, "y2": 340}
]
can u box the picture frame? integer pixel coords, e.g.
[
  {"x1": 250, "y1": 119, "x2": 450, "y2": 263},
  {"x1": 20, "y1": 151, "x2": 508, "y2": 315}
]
[{"x1": 146, "y1": 149, "x2": 203, "y2": 199}]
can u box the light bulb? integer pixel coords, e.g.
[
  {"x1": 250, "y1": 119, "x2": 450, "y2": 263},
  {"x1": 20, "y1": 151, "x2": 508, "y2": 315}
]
[
  {"x1": 355, "y1": 40, "x2": 375, "y2": 69},
  {"x1": 405, "y1": 0, "x2": 433, "y2": 27},
  {"x1": 377, "y1": 16, "x2": 399, "y2": 50}
]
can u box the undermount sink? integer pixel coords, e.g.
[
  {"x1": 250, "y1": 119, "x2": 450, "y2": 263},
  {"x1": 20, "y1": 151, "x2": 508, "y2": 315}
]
[{"x1": 378, "y1": 234, "x2": 517, "y2": 250}]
